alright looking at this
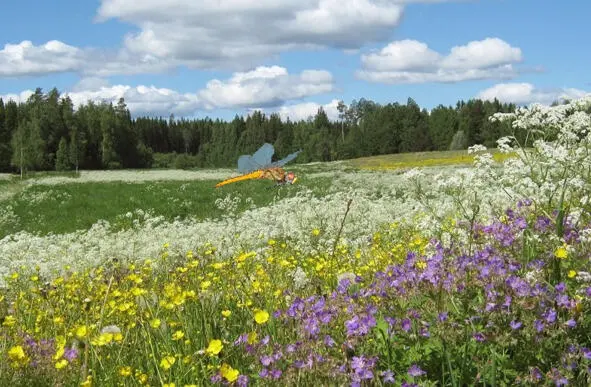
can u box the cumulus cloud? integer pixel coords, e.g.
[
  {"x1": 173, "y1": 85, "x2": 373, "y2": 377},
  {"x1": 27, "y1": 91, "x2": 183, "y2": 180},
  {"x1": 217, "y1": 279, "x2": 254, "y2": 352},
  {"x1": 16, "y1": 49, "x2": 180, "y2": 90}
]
[
  {"x1": 274, "y1": 99, "x2": 341, "y2": 122},
  {"x1": 357, "y1": 37, "x2": 523, "y2": 84},
  {"x1": 0, "y1": 40, "x2": 85, "y2": 77},
  {"x1": 476, "y1": 82, "x2": 590, "y2": 105},
  {"x1": 1, "y1": 1, "x2": 462, "y2": 77},
  {"x1": 96, "y1": 0, "x2": 405, "y2": 70},
  {"x1": 2, "y1": 66, "x2": 335, "y2": 117},
  {"x1": 0, "y1": 90, "x2": 34, "y2": 103},
  {"x1": 0, "y1": 40, "x2": 175, "y2": 78},
  {"x1": 196, "y1": 66, "x2": 334, "y2": 109}
]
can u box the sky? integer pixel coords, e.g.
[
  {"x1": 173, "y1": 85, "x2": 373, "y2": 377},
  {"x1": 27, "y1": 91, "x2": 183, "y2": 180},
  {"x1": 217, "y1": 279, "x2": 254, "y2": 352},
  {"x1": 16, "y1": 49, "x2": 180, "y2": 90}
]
[{"x1": 0, "y1": 0, "x2": 589, "y2": 122}]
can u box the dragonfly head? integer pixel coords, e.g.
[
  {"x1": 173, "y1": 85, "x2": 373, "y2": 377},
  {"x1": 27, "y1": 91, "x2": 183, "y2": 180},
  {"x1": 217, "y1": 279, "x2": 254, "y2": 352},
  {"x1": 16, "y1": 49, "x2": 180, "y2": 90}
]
[{"x1": 285, "y1": 171, "x2": 297, "y2": 184}]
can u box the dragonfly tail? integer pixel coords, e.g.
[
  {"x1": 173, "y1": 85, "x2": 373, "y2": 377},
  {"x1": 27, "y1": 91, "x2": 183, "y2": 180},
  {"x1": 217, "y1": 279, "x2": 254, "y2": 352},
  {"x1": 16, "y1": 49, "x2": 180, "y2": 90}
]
[{"x1": 215, "y1": 170, "x2": 263, "y2": 188}]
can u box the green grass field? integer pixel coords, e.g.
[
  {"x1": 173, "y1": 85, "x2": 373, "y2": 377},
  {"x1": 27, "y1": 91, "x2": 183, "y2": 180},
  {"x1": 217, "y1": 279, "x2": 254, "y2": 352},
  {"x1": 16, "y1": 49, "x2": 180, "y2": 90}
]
[
  {"x1": 0, "y1": 173, "x2": 333, "y2": 238},
  {"x1": 0, "y1": 149, "x2": 507, "y2": 238}
]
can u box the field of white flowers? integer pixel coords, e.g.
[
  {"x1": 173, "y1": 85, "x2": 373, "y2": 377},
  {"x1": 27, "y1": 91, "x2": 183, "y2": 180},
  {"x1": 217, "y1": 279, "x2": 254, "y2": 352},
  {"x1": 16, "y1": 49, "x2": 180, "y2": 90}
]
[
  {"x1": 1, "y1": 96, "x2": 591, "y2": 386},
  {"x1": 0, "y1": 161, "x2": 505, "y2": 284}
]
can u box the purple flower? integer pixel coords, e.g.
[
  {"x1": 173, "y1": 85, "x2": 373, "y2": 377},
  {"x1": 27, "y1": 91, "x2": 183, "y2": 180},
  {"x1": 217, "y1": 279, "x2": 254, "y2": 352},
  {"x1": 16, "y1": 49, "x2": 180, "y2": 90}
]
[
  {"x1": 510, "y1": 320, "x2": 522, "y2": 330},
  {"x1": 473, "y1": 332, "x2": 486, "y2": 342},
  {"x1": 529, "y1": 367, "x2": 542, "y2": 381},
  {"x1": 64, "y1": 347, "x2": 78, "y2": 361},
  {"x1": 259, "y1": 368, "x2": 269, "y2": 378},
  {"x1": 324, "y1": 335, "x2": 336, "y2": 347},
  {"x1": 237, "y1": 375, "x2": 249, "y2": 387},
  {"x1": 401, "y1": 318, "x2": 411, "y2": 332},
  {"x1": 566, "y1": 319, "x2": 577, "y2": 328},
  {"x1": 555, "y1": 282, "x2": 566, "y2": 293},
  {"x1": 550, "y1": 368, "x2": 568, "y2": 386},
  {"x1": 260, "y1": 355, "x2": 273, "y2": 367},
  {"x1": 408, "y1": 364, "x2": 426, "y2": 377},
  {"x1": 545, "y1": 309, "x2": 557, "y2": 324},
  {"x1": 270, "y1": 369, "x2": 282, "y2": 379},
  {"x1": 581, "y1": 347, "x2": 591, "y2": 360},
  {"x1": 534, "y1": 319, "x2": 545, "y2": 333},
  {"x1": 210, "y1": 374, "x2": 222, "y2": 383},
  {"x1": 438, "y1": 312, "x2": 448, "y2": 322},
  {"x1": 381, "y1": 370, "x2": 395, "y2": 384}
]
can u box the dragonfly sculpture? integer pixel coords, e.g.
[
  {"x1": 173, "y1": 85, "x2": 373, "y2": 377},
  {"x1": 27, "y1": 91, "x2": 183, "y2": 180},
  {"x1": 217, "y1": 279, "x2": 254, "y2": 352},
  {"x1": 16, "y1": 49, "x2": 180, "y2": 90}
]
[{"x1": 215, "y1": 143, "x2": 302, "y2": 188}]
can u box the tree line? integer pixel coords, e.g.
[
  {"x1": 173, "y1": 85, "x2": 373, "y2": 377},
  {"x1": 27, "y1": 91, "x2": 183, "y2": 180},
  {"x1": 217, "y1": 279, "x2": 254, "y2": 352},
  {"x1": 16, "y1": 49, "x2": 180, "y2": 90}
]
[{"x1": 0, "y1": 87, "x2": 520, "y2": 174}]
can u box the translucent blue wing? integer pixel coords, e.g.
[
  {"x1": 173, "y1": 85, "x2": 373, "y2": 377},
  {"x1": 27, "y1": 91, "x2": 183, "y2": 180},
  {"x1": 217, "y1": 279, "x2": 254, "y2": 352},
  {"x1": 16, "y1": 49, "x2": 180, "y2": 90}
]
[
  {"x1": 237, "y1": 155, "x2": 261, "y2": 174},
  {"x1": 237, "y1": 143, "x2": 275, "y2": 173},
  {"x1": 252, "y1": 143, "x2": 275, "y2": 167},
  {"x1": 271, "y1": 149, "x2": 302, "y2": 168}
]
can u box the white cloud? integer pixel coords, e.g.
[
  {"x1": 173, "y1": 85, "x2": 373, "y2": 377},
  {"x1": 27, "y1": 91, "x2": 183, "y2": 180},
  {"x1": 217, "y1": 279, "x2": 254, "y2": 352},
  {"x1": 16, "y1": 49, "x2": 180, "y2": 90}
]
[
  {"x1": 2, "y1": 66, "x2": 334, "y2": 117},
  {"x1": 196, "y1": 66, "x2": 334, "y2": 109},
  {"x1": 1, "y1": 1, "x2": 462, "y2": 77},
  {"x1": 96, "y1": 0, "x2": 405, "y2": 70},
  {"x1": 357, "y1": 37, "x2": 523, "y2": 84},
  {"x1": 0, "y1": 40, "x2": 84, "y2": 77},
  {"x1": 476, "y1": 82, "x2": 590, "y2": 105},
  {"x1": 0, "y1": 40, "x2": 176, "y2": 78},
  {"x1": 274, "y1": 99, "x2": 341, "y2": 121},
  {"x1": 0, "y1": 90, "x2": 34, "y2": 104}
]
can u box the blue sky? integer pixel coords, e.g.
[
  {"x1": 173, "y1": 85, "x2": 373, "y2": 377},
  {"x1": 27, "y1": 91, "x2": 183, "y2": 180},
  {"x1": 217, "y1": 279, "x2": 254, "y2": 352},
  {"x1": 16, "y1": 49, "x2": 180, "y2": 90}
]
[{"x1": 0, "y1": 0, "x2": 588, "y2": 121}]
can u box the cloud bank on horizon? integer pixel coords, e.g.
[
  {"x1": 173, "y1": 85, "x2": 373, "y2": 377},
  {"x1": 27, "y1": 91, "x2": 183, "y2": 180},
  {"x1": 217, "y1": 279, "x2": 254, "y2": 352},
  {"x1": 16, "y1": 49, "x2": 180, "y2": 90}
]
[{"x1": 0, "y1": 0, "x2": 589, "y2": 120}]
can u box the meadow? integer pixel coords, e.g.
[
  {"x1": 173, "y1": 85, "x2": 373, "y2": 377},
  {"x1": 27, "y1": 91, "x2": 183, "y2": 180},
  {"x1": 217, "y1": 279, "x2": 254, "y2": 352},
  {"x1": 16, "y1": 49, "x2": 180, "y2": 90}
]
[{"x1": 1, "y1": 97, "x2": 591, "y2": 386}]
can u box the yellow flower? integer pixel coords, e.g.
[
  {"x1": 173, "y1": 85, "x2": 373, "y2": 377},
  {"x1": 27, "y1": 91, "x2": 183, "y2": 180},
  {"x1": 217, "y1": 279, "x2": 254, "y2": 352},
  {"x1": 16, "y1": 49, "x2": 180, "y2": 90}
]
[
  {"x1": 568, "y1": 270, "x2": 577, "y2": 278},
  {"x1": 80, "y1": 375, "x2": 92, "y2": 386},
  {"x1": 75, "y1": 325, "x2": 88, "y2": 339},
  {"x1": 150, "y1": 318, "x2": 161, "y2": 328},
  {"x1": 206, "y1": 339, "x2": 223, "y2": 356},
  {"x1": 247, "y1": 331, "x2": 258, "y2": 345},
  {"x1": 2, "y1": 315, "x2": 16, "y2": 327},
  {"x1": 163, "y1": 384, "x2": 175, "y2": 387},
  {"x1": 136, "y1": 373, "x2": 148, "y2": 384},
  {"x1": 220, "y1": 363, "x2": 240, "y2": 382},
  {"x1": 415, "y1": 261, "x2": 427, "y2": 270},
  {"x1": 254, "y1": 309, "x2": 270, "y2": 324},
  {"x1": 119, "y1": 366, "x2": 132, "y2": 376},
  {"x1": 221, "y1": 310, "x2": 232, "y2": 318},
  {"x1": 554, "y1": 246, "x2": 568, "y2": 259},
  {"x1": 160, "y1": 355, "x2": 176, "y2": 370},
  {"x1": 312, "y1": 228, "x2": 321, "y2": 236},
  {"x1": 201, "y1": 280, "x2": 212, "y2": 291},
  {"x1": 8, "y1": 345, "x2": 26, "y2": 361},
  {"x1": 55, "y1": 359, "x2": 68, "y2": 369},
  {"x1": 172, "y1": 330, "x2": 184, "y2": 341},
  {"x1": 91, "y1": 332, "x2": 113, "y2": 346}
]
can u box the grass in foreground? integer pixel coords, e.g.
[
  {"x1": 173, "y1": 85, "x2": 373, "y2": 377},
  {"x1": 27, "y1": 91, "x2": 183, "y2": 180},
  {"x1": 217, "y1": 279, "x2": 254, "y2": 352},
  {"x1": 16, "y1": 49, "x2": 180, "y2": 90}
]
[{"x1": 1, "y1": 201, "x2": 589, "y2": 386}]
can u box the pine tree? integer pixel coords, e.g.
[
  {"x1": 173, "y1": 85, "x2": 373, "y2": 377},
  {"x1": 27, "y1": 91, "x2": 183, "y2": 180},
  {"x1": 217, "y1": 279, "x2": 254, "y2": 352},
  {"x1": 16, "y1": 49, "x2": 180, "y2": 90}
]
[{"x1": 55, "y1": 137, "x2": 70, "y2": 171}]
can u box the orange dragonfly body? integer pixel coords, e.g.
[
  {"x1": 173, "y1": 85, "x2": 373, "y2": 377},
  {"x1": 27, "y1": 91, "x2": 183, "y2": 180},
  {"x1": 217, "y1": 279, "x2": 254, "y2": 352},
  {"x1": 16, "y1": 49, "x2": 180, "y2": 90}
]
[{"x1": 215, "y1": 143, "x2": 301, "y2": 188}]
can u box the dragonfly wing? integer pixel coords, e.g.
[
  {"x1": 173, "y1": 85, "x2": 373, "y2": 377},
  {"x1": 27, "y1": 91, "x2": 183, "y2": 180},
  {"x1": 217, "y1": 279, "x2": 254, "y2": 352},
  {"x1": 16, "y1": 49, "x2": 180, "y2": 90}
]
[
  {"x1": 237, "y1": 143, "x2": 275, "y2": 173},
  {"x1": 237, "y1": 155, "x2": 260, "y2": 174},
  {"x1": 272, "y1": 149, "x2": 302, "y2": 168},
  {"x1": 252, "y1": 143, "x2": 275, "y2": 168}
]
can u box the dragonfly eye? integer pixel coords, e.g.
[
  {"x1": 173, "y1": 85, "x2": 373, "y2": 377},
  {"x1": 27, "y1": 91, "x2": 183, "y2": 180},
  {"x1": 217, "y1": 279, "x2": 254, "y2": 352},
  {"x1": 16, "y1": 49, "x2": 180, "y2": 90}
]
[{"x1": 286, "y1": 172, "x2": 297, "y2": 184}]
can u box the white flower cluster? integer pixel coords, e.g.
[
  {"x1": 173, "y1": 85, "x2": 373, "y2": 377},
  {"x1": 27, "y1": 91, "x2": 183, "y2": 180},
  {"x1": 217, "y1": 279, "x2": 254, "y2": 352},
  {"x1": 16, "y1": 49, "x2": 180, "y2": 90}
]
[{"x1": 2, "y1": 96, "x2": 590, "y2": 285}]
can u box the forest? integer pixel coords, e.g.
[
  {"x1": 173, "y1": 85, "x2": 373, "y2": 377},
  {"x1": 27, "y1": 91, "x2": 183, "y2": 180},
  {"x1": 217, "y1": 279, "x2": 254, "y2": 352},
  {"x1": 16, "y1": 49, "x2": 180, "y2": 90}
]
[{"x1": 0, "y1": 87, "x2": 520, "y2": 173}]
